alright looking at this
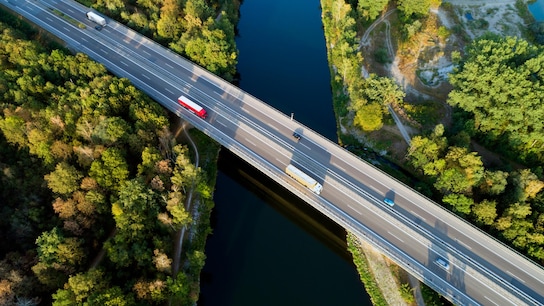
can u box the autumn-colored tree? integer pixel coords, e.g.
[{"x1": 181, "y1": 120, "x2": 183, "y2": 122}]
[
  {"x1": 471, "y1": 199, "x2": 498, "y2": 226},
  {"x1": 44, "y1": 162, "x2": 83, "y2": 195},
  {"x1": 52, "y1": 269, "x2": 107, "y2": 305}
]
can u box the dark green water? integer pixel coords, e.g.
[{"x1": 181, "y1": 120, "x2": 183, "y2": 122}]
[{"x1": 198, "y1": 0, "x2": 371, "y2": 305}]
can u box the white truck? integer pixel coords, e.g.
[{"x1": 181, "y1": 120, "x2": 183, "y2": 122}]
[
  {"x1": 86, "y1": 11, "x2": 106, "y2": 27},
  {"x1": 285, "y1": 164, "x2": 323, "y2": 195}
]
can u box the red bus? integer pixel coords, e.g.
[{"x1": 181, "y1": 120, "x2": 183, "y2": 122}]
[{"x1": 177, "y1": 95, "x2": 207, "y2": 119}]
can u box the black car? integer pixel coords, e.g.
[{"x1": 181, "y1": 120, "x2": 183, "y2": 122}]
[
  {"x1": 292, "y1": 132, "x2": 301, "y2": 141},
  {"x1": 95, "y1": 25, "x2": 103, "y2": 31}
]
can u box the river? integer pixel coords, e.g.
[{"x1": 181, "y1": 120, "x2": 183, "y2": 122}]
[{"x1": 198, "y1": 0, "x2": 371, "y2": 305}]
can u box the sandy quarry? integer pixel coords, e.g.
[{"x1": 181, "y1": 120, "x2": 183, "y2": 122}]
[
  {"x1": 354, "y1": 0, "x2": 533, "y2": 158},
  {"x1": 445, "y1": 0, "x2": 527, "y2": 39},
  {"x1": 418, "y1": 0, "x2": 528, "y2": 88}
]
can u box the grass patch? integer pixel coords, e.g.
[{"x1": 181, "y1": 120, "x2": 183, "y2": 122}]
[
  {"x1": 403, "y1": 100, "x2": 442, "y2": 128},
  {"x1": 347, "y1": 233, "x2": 388, "y2": 306},
  {"x1": 50, "y1": 8, "x2": 86, "y2": 29},
  {"x1": 400, "y1": 283, "x2": 415, "y2": 303}
]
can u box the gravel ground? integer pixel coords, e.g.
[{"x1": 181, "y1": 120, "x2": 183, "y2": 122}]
[{"x1": 357, "y1": 238, "x2": 413, "y2": 306}]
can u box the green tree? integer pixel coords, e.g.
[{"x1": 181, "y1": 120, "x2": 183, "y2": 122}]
[
  {"x1": 495, "y1": 203, "x2": 534, "y2": 249},
  {"x1": 184, "y1": 18, "x2": 238, "y2": 79},
  {"x1": 479, "y1": 170, "x2": 509, "y2": 196},
  {"x1": 87, "y1": 287, "x2": 135, "y2": 305},
  {"x1": 357, "y1": 0, "x2": 389, "y2": 21},
  {"x1": 156, "y1": 0, "x2": 182, "y2": 40},
  {"x1": 471, "y1": 199, "x2": 497, "y2": 226},
  {"x1": 365, "y1": 75, "x2": 405, "y2": 106},
  {"x1": 52, "y1": 269, "x2": 107, "y2": 305},
  {"x1": 433, "y1": 168, "x2": 469, "y2": 194},
  {"x1": 0, "y1": 115, "x2": 27, "y2": 147},
  {"x1": 407, "y1": 126, "x2": 448, "y2": 174},
  {"x1": 407, "y1": 136, "x2": 444, "y2": 176},
  {"x1": 443, "y1": 193, "x2": 474, "y2": 215},
  {"x1": 112, "y1": 179, "x2": 158, "y2": 240},
  {"x1": 89, "y1": 148, "x2": 129, "y2": 190},
  {"x1": 35, "y1": 228, "x2": 85, "y2": 267},
  {"x1": 91, "y1": 116, "x2": 130, "y2": 146},
  {"x1": 511, "y1": 169, "x2": 544, "y2": 202},
  {"x1": 183, "y1": 0, "x2": 212, "y2": 31},
  {"x1": 444, "y1": 147, "x2": 484, "y2": 191},
  {"x1": 26, "y1": 127, "x2": 54, "y2": 165},
  {"x1": 353, "y1": 103, "x2": 383, "y2": 131},
  {"x1": 397, "y1": 0, "x2": 432, "y2": 17},
  {"x1": 448, "y1": 36, "x2": 544, "y2": 162},
  {"x1": 423, "y1": 146, "x2": 485, "y2": 195},
  {"x1": 138, "y1": 146, "x2": 163, "y2": 176},
  {"x1": 44, "y1": 162, "x2": 83, "y2": 195}
]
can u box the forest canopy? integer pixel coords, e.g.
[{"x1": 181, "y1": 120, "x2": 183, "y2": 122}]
[
  {"x1": 448, "y1": 35, "x2": 544, "y2": 164},
  {"x1": 0, "y1": 18, "x2": 215, "y2": 305}
]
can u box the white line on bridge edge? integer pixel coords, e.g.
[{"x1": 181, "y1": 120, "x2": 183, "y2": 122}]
[
  {"x1": 388, "y1": 231, "x2": 404, "y2": 243},
  {"x1": 244, "y1": 138, "x2": 256, "y2": 147},
  {"x1": 165, "y1": 63, "x2": 173, "y2": 69},
  {"x1": 484, "y1": 296, "x2": 499, "y2": 306},
  {"x1": 63, "y1": 27, "x2": 70, "y2": 32},
  {"x1": 213, "y1": 91, "x2": 221, "y2": 96},
  {"x1": 99, "y1": 48, "x2": 108, "y2": 54},
  {"x1": 46, "y1": 17, "x2": 53, "y2": 22},
  {"x1": 347, "y1": 205, "x2": 362, "y2": 215},
  {"x1": 141, "y1": 74, "x2": 151, "y2": 80},
  {"x1": 506, "y1": 271, "x2": 526, "y2": 284},
  {"x1": 119, "y1": 61, "x2": 128, "y2": 67},
  {"x1": 300, "y1": 143, "x2": 311, "y2": 151},
  {"x1": 334, "y1": 163, "x2": 346, "y2": 172},
  {"x1": 455, "y1": 238, "x2": 472, "y2": 250},
  {"x1": 80, "y1": 37, "x2": 88, "y2": 43},
  {"x1": 217, "y1": 121, "x2": 227, "y2": 127},
  {"x1": 164, "y1": 88, "x2": 174, "y2": 95}
]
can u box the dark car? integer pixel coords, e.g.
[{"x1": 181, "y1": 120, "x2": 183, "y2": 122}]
[
  {"x1": 292, "y1": 132, "x2": 301, "y2": 141},
  {"x1": 95, "y1": 25, "x2": 103, "y2": 31}
]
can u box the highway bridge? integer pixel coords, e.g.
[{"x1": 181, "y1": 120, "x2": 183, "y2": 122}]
[{"x1": 3, "y1": 0, "x2": 544, "y2": 304}]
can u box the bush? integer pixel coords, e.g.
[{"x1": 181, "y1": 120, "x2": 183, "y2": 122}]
[{"x1": 374, "y1": 47, "x2": 390, "y2": 64}]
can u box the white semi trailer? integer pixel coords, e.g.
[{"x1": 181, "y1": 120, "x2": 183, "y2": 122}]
[
  {"x1": 285, "y1": 164, "x2": 323, "y2": 195},
  {"x1": 86, "y1": 11, "x2": 106, "y2": 26}
]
